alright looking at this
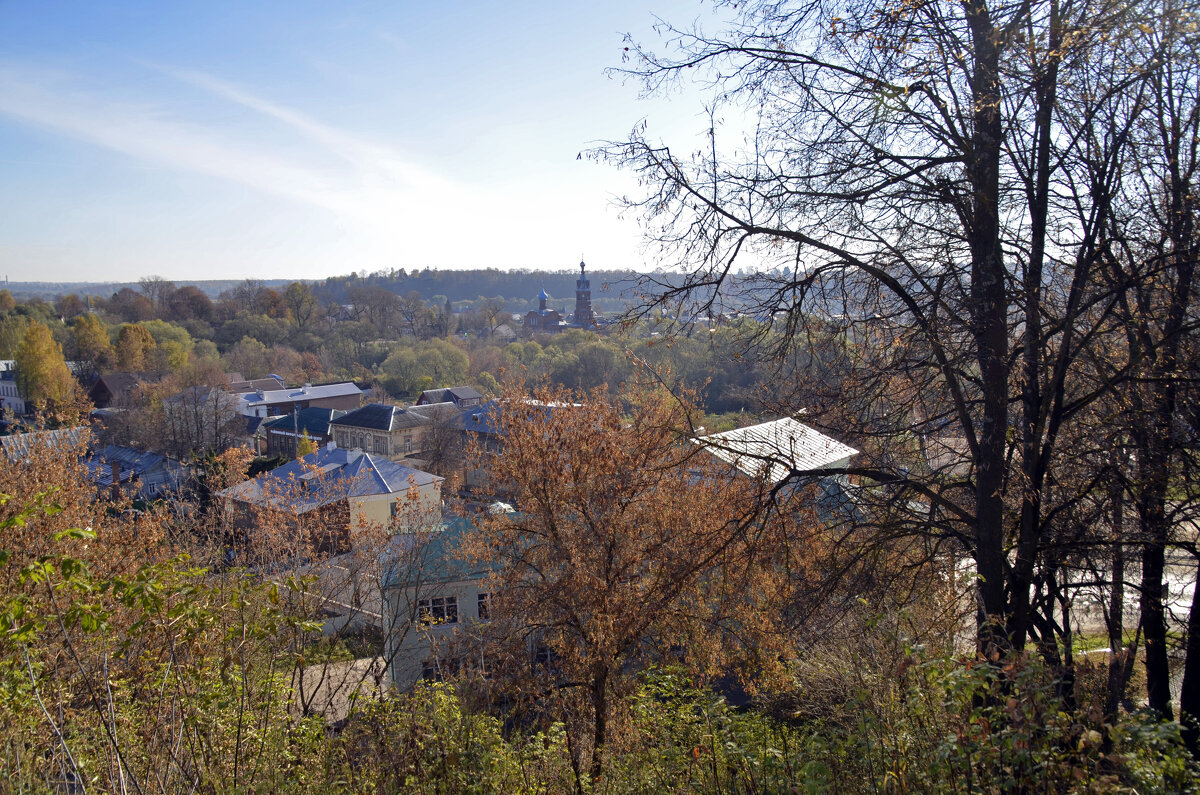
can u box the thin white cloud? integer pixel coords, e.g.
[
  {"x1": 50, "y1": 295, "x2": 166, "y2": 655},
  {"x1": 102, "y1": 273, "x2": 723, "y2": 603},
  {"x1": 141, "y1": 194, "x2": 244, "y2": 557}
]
[
  {"x1": 0, "y1": 63, "x2": 479, "y2": 244},
  {"x1": 0, "y1": 65, "x2": 356, "y2": 215},
  {"x1": 157, "y1": 65, "x2": 453, "y2": 192},
  {"x1": 0, "y1": 62, "x2": 647, "y2": 276}
]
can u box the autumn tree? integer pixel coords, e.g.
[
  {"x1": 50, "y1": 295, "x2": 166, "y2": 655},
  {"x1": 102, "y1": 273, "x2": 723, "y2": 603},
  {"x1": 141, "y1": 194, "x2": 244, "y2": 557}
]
[
  {"x1": 1088, "y1": 7, "x2": 1200, "y2": 735},
  {"x1": 71, "y1": 313, "x2": 115, "y2": 378},
  {"x1": 106, "y1": 286, "x2": 154, "y2": 322},
  {"x1": 15, "y1": 320, "x2": 77, "y2": 412},
  {"x1": 465, "y1": 382, "x2": 813, "y2": 782},
  {"x1": 138, "y1": 275, "x2": 176, "y2": 314},
  {"x1": 0, "y1": 315, "x2": 28, "y2": 359},
  {"x1": 54, "y1": 293, "x2": 86, "y2": 318},
  {"x1": 280, "y1": 281, "x2": 316, "y2": 330},
  {"x1": 395, "y1": 290, "x2": 434, "y2": 338},
  {"x1": 225, "y1": 335, "x2": 271, "y2": 378},
  {"x1": 115, "y1": 323, "x2": 158, "y2": 371},
  {"x1": 296, "y1": 430, "x2": 316, "y2": 457},
  {"x1": 166, "y1": 284, "x2": 214, "y2": 322}
]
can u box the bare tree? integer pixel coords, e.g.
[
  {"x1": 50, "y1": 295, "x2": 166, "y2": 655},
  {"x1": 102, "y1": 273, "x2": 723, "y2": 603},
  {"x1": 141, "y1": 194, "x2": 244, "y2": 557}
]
[{"x1": 601, "y1": 0, "x2": 1195, "y2": 676}]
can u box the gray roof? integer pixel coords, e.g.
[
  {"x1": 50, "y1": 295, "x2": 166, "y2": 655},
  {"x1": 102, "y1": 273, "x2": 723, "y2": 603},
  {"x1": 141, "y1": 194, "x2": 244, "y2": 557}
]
[
  {"x1": 451, "y1": 400, "x2": 503, "y2": 436},
  {"x1": 220, "y1": 446, "x2": 441, "y2": 513},
  {"x1": 84, "y1": 444, "x2": 187, "y2": 496},
  {"x1": 0, "y1": 427, "x2": 87, "y2": 462},
  {"x1": 698, "y1": 417, "x2": 858, "y2": 484},
  {"x1": 331, "y1": 402, "x2": 457, "y2": 432},
  {"x1": 240, "y1": 381, "x2": 362, "y2": 406},
  {"x1": 261, "y1": 407, "x2": 348, "y2": 437},
  {"x1": 229, "y1": 376, "x2": 286, "y2": 393},
  {"x1": 418, "y1": 386, "x2": 484, "y2": 405}
]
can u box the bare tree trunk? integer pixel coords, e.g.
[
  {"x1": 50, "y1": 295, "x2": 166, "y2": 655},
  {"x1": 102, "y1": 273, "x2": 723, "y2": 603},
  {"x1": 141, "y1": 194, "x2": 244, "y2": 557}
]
[
  {"x1": 1140, "y1": 517, "x2": 1174, "y2": 717},
  {"x1": 964, "y1": 0, "x2": 1012, "y2": 659},
  {"x1": 589, "y1": 667, "x2": 609, "y2": 783},
  {"x1": 1011, "y1": 0, "x2": 1064, "y2": 655},
  {"x1": 1106, "y1": 481, "x2": 1129, "y2": 719}
]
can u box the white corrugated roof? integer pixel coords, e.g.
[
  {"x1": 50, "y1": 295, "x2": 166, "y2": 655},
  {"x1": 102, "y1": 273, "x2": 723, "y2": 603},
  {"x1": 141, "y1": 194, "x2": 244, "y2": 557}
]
[{"x1": 699, "y1": 417, "x2": 857, "y2": 484}]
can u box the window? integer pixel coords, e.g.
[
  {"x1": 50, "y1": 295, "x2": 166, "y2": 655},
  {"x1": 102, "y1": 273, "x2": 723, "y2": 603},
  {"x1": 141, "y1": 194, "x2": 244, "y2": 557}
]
[
  {"x1": 476, "y1": 592, "x2": 490, "y2": 620},
  {"x1": 421, "y1": 655, "x2": 461, "y2": 681},
  {"x1": 418, "y1": 595, "x2": 458, "y2": 625},
  {"x1": 404, "y1": 435, "x2": 413, "y2": 454},
  {"x1": 533, "y1": 645, "x2": 558, "y2": 667},
  {"x1": 374, "y1": 435, "x2": 387, "y2": 454}
]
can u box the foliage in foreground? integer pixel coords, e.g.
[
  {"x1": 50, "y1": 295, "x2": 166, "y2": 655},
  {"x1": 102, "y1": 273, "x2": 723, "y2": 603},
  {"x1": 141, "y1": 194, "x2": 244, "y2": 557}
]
[{"x1": 0, "y1": 479, "x2": 1195, "y2": 792}]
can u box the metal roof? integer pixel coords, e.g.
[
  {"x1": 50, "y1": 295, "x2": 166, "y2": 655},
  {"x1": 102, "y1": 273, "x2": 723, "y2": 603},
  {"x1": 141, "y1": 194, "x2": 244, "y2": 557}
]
[
  {"x1": 0, "y1": 427, "x2": 87, "y2": 462},
  {"x1": 84, "y1": 444, "x2": 187, "y2": 496},
  {"x1": 239, "y1": 381, "x2": 362, "y2": 406},
  {"x1": 698, "y1": 417, "x2": 858, "y2": 484},
  {"x1": 220, "y1": 446, "x2": 442, "y2": 513},
  {"x1": 381, "y1": 517, "x2": 492, "y2": 588},
  {"x1": 261, "y1": 407, "x2": 347, "y2": 437},
  {"x1": 452, "y1": 400, "x2": 503, "y2": 435},
  {"x1": 331, "y1": 402, "x2": 462, "y2": 432},
  {"x1": 418, "y1": 386, "x2": 484, "y2": 405}
]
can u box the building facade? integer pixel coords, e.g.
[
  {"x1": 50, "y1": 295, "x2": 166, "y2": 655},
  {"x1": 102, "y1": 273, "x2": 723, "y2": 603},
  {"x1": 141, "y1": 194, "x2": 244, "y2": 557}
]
[
  {"x1": 330, "y1": 402, "x2": 459, "y2": 463},
  {"x1": 237, "y1": 381, "x2": 363, "y2": 418},
  {"x1": 260, "y1": 407, "x2": 347, "y2": 458}
]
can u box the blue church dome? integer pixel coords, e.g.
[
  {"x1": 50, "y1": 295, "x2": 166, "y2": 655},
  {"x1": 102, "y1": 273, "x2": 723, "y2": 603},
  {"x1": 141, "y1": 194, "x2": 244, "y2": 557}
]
[{"x1": 538, "y1": 287, "x2": 550, "y2": 300}]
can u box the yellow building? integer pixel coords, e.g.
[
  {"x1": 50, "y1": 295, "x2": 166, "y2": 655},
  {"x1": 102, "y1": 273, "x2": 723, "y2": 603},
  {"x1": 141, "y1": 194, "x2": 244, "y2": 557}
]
[{"x1": 220, "y1": 445, "x2": 444, "y2": 555}]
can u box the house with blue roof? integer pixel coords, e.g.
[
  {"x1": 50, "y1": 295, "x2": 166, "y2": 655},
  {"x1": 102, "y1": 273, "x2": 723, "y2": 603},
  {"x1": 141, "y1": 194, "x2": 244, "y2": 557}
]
[
  {"x1": 219, "y1": 445, "x2": 444, "y2": 555},
  {"x1": 84, "y1": 444, "x2": 187, "y2": 501}
]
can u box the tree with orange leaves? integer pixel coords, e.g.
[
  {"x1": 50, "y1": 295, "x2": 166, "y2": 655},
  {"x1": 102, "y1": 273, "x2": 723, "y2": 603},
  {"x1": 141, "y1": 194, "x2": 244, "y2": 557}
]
[{"x1": 464, "y1": 381, "x2": 817, "y2": 785}]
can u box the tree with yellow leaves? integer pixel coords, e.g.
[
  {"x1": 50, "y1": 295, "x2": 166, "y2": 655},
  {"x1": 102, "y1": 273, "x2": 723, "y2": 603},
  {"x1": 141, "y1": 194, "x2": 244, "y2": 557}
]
[
  {"x1": 15, "y1": 320, "x2": 76, "y2": 413},
  {"x1": 295, "y1": 430, "x2": 316, "y2": 458},
  {"x1": 115, "y1": 323, "x2": 157, "y2": 372}
]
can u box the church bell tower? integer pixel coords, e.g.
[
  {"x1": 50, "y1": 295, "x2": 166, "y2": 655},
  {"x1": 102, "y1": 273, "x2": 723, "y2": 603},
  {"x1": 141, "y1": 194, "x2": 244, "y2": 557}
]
[{"x1": 574, "y1": 260, "x2": 594, "y2": 329}]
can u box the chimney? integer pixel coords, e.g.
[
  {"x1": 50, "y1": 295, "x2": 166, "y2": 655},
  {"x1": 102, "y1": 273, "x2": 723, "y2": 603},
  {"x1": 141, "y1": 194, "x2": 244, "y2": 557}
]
[
  {"x1": 303, "y1": 383, "x2": 311, "y2": 393},
  {"x1": 110, "y1": 461, "x2": 121, "y2": 500}
]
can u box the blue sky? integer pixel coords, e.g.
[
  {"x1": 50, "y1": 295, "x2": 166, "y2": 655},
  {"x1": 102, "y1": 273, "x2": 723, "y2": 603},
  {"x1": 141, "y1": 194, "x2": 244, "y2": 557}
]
[{"x1": 0, "y1": 1, "x2": 727, "y2": 282}]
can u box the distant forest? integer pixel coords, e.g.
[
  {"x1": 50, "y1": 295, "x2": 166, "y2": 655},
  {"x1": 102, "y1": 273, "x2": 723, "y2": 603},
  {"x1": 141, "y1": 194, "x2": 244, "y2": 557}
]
[{"x1": 5, "y1": 267, "x2": 656, "y2": 314}]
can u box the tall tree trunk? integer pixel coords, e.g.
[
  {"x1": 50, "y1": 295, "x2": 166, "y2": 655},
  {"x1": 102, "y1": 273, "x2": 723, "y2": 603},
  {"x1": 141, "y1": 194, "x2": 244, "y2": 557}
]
[
  {"x1": 1140, "y1": 451, "x2": 1175, "y2": 718},
  {"x1": 1010, "y1": 0, "x2": 1063, "y2": 654},
  {"x1": 1138, "y1": 45, "x2": 1199, "y2": 719},
  {"x1": 1106, "y1": 480, "x2": 1129, "y2": 719},
  {"x1": 965, "y1": 0, "x2": 1012, "y2": 658},
  {"x1": 589, "y1": 667, "x2": 609, "y2": 783}
]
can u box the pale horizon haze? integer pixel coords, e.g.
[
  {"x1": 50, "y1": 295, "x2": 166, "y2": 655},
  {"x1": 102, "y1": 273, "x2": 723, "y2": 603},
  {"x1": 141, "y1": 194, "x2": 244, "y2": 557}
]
[{"x1": 0, "y1": 1, "x2": 729, "y2": 284}]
